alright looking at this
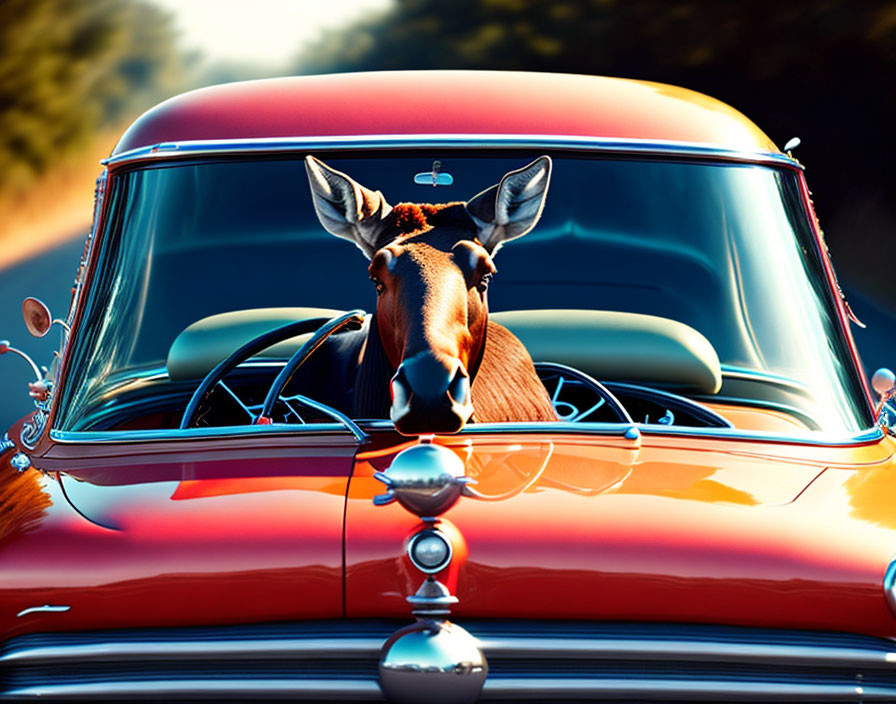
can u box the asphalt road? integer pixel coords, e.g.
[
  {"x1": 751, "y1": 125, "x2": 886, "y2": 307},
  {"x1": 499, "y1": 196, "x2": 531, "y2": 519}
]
[{"x1": 0, "y1": 238, "x2": 893, "y2": 432}]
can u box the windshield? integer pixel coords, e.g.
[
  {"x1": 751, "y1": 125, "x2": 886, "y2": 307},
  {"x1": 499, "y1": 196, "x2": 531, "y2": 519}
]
[{"x1": 55, "y1": 152, "x2": 872, "y2": 435}]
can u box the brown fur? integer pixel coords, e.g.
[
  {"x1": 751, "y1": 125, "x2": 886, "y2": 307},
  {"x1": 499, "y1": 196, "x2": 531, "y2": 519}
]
[
  {"x1": 0, "y1": 466, "x2": 52, "y2": 541},
  {"x1": 370, "y1": 204, "x2": 558, "y2": 426},
  {"x1": 307, "y1": 155, "x2": 556, "y2": 429},
  {"x1": 387, "y1": 202, "x2": 472, "y2": 237},
  {"x1": 470, "y1": 321, "x2": 557, "y2": 422},
  {"x1": 390, "y1": 203, "x2": 431, "y2": 235}
]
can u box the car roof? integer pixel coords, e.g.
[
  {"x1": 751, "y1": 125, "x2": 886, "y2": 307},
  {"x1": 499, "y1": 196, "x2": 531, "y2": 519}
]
[{"x1": 112, "y1": 71, "x2": 779, "y2": 157}]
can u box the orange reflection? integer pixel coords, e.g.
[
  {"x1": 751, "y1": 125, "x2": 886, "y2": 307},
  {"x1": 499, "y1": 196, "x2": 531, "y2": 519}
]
[
  {"x1": 707, "y1": 403, "x2": 810, "y2": 433},
  {"x1": 171, "y1": 476, "x2": 347, "y2": 500},
  {"x1": 617, "y1": 461, "x2": 757, "y2": 505},
  {"x1": 846, "y1": 464, "x2": 896, "y2": 530}
]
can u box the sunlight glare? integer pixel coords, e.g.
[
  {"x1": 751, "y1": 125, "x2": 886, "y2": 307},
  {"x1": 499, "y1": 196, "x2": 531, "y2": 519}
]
[{"x1": 149, "y1": 0, "x2": 394, "y2": 68}]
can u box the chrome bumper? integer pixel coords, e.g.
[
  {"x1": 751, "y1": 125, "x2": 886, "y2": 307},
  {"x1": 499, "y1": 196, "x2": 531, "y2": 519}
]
[{"x1": 3, "y1": 620, "x2": 896, "y2": 701}]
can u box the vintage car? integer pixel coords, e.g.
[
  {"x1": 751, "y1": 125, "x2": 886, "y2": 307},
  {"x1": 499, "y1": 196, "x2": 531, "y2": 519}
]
[{"x1": 2, "y1": 70, "x2": 896, "y2": 702}]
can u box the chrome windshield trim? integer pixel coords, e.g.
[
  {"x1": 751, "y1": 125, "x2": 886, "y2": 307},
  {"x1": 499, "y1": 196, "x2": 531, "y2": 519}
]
[
  {"x1": 102, "y1": 134, "x2": 801, "y2": 169},
  {"x1": 49, "y1": 424, "x2": 351, "y2": 444},
  {"x1": 456, "y1": 422, "x2": 884, "y2": 446},
  {"x1": 48, "y1": 422, "x2": 884, "y2": 447}
]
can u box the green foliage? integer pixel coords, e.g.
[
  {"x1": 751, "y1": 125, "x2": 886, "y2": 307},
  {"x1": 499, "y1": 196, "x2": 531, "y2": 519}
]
[{"x1": 0, "y1": 0, "x2": 183, "y2": 192}]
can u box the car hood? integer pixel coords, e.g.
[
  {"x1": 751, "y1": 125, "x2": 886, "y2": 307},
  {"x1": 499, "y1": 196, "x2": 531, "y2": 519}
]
[
  {"x1": 345, "y1": 432, "x2": 896, "y2": 637},
  {"x1": 4, "y1": 430, "x2": 896, "y2": 638}
]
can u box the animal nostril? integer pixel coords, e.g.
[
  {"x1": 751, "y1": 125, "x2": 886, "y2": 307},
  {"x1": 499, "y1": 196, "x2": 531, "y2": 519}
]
[{"x1": 448, "y1": 366, "x2": 471, "y2": 406}]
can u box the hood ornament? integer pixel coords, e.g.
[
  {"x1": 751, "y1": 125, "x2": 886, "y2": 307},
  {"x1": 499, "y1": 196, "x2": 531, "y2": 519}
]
[
  {"x1": 373, "y1": 439, "x2": 487, "y2": 704},
  {"x1": 373, "y1": 439, "x2": 476, "y2": 516}
]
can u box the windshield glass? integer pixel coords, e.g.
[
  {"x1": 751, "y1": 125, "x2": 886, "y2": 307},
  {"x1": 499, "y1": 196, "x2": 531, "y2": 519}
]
[{"x1": 55, "y1": 153, "x2": 872, "y2": 435}]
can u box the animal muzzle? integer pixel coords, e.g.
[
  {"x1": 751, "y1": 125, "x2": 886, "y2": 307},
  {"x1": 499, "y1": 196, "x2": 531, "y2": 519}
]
[{"x1": 390, "y1": 354, "x2": 473, "y2": 435}]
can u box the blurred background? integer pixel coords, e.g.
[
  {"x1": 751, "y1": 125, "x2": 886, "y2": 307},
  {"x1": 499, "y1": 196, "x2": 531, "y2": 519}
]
[{"x1": 1, "y1": 0, "x2": 894, "y2": 428}]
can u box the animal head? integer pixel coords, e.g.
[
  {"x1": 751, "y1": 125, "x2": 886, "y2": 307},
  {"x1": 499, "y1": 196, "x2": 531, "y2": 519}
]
[{"x1": 305, "y1": 155, "x2": 551, "y2": 435}]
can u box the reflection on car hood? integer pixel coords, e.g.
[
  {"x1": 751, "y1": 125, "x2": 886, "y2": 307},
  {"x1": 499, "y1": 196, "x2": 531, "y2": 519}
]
[
  {"x1": 345, "y1": 434, "x2": 896, "y2": 636},
  {"x1": 3, "y1": 432, "x2": 896, "y2": 638}
]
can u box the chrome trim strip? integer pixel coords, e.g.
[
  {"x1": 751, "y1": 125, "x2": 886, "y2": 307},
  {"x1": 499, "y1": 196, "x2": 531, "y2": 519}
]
[
  {"x1": 481, "y1": 678, "x2": 889, "y2": 700},
  {"x1": 102, "y1": 134, "x2": 801, "y2": 169},
  {"x1": 480, "y1": 636, "x2": 896, "y2": 668},
  {"x1": 3, "y1": 680, "x2": 383, "y2": 701},
  {"x1": 6, "y1": 632, "x2": 894, "y2": 669},
  {"x1": 48, "y1": 422, "x2": 884, "y2": 447},
  {"x1": 633, "y1": 423, "x2": 883, "y2": 446},
  {"x1": 0, "y1": 637, "x2": 382, "y2": 663},
  {"x1": 6, "y1": 676, "x2": 888, "y2": 701},
  {"x1": 15, "y1": 605, "x2": 70, "y2": 618},
  {"x1": 5, "y1": 680, "x2": 887, "y2": 703}
]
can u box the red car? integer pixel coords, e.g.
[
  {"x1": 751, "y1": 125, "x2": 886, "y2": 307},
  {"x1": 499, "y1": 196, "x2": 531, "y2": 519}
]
[{"x1": 2, "y1": 71, "x2": 896, "y2": 702}]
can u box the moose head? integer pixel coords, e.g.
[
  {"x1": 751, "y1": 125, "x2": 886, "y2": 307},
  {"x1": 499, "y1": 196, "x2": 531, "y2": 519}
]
[{"x1": 305, "y1": 155, "x2": 552, "y2": 435}]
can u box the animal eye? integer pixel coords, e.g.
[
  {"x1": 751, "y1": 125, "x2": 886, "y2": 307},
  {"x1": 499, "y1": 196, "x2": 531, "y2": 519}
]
[
  {"x1": 477, "y1": 273, "x2": 493, "y2": 293},
  {"x1": 371, "y1": 276, "x2": 385, "y2": 295}
]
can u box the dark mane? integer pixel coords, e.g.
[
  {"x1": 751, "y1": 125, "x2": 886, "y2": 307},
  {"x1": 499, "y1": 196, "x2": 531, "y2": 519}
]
[{"x1": 388, "y1": 203, "x2": 475, "y2": 237}]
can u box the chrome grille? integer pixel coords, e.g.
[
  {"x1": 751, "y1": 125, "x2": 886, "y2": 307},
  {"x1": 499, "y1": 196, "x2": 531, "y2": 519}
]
[{"x1": 3, "y1": 621, "x2": 896, "y2": 701}]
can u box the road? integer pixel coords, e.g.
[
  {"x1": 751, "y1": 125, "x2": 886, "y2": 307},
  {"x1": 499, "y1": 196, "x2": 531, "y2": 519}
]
[{"x1": 0, "y1": 238, "x2": 893, "y2": 432}]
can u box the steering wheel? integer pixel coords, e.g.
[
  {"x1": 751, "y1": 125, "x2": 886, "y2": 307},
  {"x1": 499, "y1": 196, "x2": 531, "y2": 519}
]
[
  {"x1": 535, "y1": 361, "x2": 733, "y2": 428},
  {"x1": 534, "y1": 362, "x2": 633, "y2": 423},
  {"x1": 180, "y1": 310, "x2": 366, "y2": 437}
]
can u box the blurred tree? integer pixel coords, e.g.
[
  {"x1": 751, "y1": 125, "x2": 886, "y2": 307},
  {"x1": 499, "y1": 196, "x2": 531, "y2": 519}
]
[
  {"x1": 0, "y1": 0, "x2": 183, "y2": 193},
  {"x1": 296, "y1": 0, "x2": 896, "y2": 301}
]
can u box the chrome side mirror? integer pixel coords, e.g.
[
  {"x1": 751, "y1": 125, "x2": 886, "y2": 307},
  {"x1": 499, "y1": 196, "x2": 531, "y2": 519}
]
[
  {"x1": 22, "y1": 297, "x2": 69, "y2": 339},
  {"x1": 872, "y1": 368, "x2": 895, "y2": 405},
  {"x1": 2, "y1": 297, "x2": 70, "y2": 381},
  {"x1": 0, "y1": 340, "x2": 41, "y2": 381},
  {"x1": 22, "y1": 297, "x2": 52, "y2": 337},
  {"x1": 2, "y1": 297, "x2": 70, "y2": 448},
  {"x1": 872, "y1": 368, "x2": 896, "y2": 421}
]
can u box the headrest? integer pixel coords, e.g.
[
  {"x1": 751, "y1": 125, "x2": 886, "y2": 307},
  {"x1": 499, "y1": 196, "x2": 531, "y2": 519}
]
[
  {"x1": 168, "y1": 307, "x2": 721, "y2": 394},
  {"x1": 167, "y1": 307, "x2": 341, "y2": 381},
  {"x1": 492, "y1": 309, "x2": 721, "y2": 394}
]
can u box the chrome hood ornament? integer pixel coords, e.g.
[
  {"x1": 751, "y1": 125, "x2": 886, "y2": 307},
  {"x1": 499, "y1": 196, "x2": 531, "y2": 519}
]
[
  {"x1": 373, "y1": 440, "x2": 475, "y2": 516},
  {"x1": 373, "y1": 439, "x2": 487, "y2": 704}
]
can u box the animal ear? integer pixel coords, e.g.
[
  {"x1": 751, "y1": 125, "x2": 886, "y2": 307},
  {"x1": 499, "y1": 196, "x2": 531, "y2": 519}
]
[
  {"x1": 465, "y1": 156, "x2": 552, "y2": 255},
  {"x1": 305, "y1": 155, "x2": 393, "y2": 259}
]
